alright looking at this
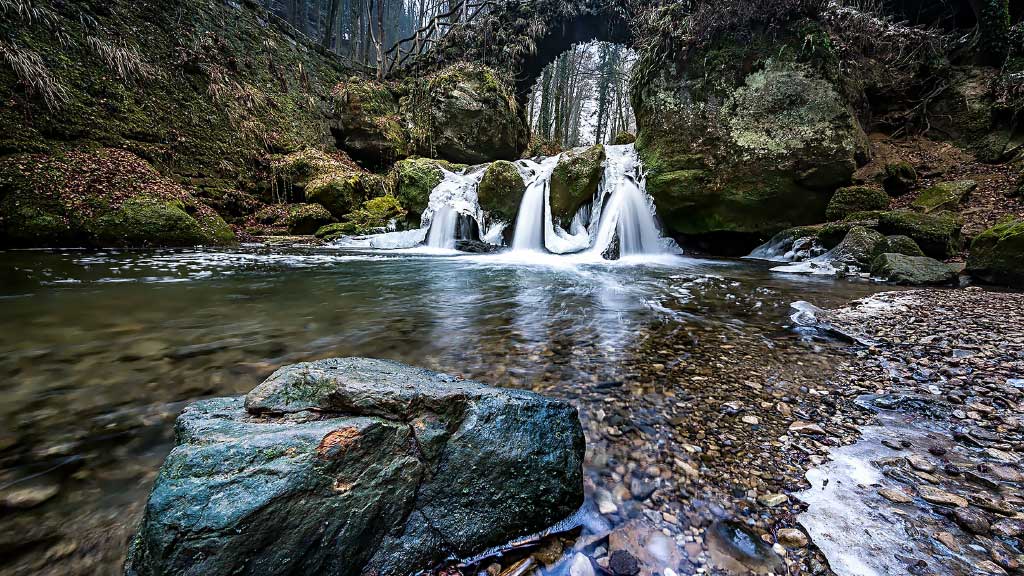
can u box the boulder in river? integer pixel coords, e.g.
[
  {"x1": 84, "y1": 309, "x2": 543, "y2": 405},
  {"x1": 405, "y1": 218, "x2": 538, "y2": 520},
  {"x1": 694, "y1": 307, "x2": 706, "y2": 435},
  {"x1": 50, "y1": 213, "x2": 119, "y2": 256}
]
[
  {"x1": 870, "y1": 253, "x2": 958, "y2": 285},
  {"x1": 877, "y1": 210, "x2": 963, "y2": 258},
  {"x1": 550, "y1": 144, "x2": 606, "y2": 225},
  {"x1": 125, "y1": 357, "x2": 585, "y2": 576},
  {"x1": 966, "y1": 217, "x2": 1024, "y2": 287},
  {"x1": 825, "y1": 186, "x2": 890, "y2": 221}
]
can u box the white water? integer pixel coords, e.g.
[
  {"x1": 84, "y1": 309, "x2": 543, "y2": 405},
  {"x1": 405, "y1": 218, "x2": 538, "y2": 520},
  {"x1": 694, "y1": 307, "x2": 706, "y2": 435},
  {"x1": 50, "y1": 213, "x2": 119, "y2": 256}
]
[
  {"x1": 426, "y1": 206, "x2": 459, "y2": 249},
  {"x1": 332, "y1": 144, "x2": 677, "y2": 261}
]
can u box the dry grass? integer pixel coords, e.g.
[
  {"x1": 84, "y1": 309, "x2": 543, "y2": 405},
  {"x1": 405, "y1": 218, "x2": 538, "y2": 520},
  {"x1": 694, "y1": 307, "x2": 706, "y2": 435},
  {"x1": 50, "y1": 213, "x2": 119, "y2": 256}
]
[
  {"x1": 0, "y1": 40, "x2": 68, "y2": 110},
  {"x1": 85, "y1": 36, "x2": 159, "y2": 83}
]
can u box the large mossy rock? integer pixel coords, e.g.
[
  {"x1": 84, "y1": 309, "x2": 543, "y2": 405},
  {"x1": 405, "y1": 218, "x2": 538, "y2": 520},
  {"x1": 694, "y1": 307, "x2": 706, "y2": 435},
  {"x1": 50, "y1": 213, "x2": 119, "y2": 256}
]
[
  {"x1": 478, "y1": 160, "x2": 526, "y2": 224},
  {"x1": 871, "y1": 253, "x2": 958, "y2": 285},
  {"x1": 549, "y1": 145, "x2": 605, "y2": 224},
  {"x1": 634, "y1": 29, "x2": 867, "y2": 250},
  {"x1": 967, "y1": 217, "x2": 1024, "y2": 287},
  {"x1": 826, "y1": 186, "x2": 890, "y2": 221},
  {"x1": 911, "y1": 180, "x2": 976, "y2": 213},
  {"x1": 0, "y1": 147, "x2": 234, "y2": 247},
  {"x1": 126, "y1": 358, "x2": 584, "y2": 576},
  {"x1": 273, "y1": 149, "x2": 391, "y2": 220},
  {"x1": 877, "y1": 210, "x2": 963, "y2": 258},
  {"x1": 403, "y1": 64, "x2": 528, "y2": 165},
  {"x1": 332, "y1": 77, "x2": 411, "y2": 168},
  {"x1": 317, "y1": 195, "x2": 406, "y2": 239},
  {"x1": 831, "y1": 226, "x2": 887, "y2": 269},
  {"x1": 251, "y1": 202, "x2": 336, "y2": 235},
  {"x1": 393, "y1": 157, "x2": 464, "y2": 225}
]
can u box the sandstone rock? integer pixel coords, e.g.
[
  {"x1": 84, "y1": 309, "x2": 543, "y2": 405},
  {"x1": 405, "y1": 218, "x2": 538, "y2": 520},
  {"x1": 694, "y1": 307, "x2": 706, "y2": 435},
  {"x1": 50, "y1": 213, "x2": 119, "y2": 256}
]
[
  {"x1": 776, "y1": 528, "x2": 808, "y2": 548},
  {"x1": 878, "y1": 488, "x2": 913, "y2": 504},
  {"x1": 917, "y1": 485, "x2": 968, "y2": 507},
  {"x1": 789, "y1": 421, "x2": 826, "y2": 436},
  {"x1": 126, "y1": 358, "x2": 584, "y2": 576},
  {"x1": 952, "y1": 506, "x2": 990, "y2": 535}
]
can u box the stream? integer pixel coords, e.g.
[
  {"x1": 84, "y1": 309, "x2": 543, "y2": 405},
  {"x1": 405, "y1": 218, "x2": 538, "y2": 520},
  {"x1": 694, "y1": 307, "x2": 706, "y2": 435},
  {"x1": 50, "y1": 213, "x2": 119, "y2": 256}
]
[{"x1": 0, "y1": 245, "x2": 892, "y2": 575}]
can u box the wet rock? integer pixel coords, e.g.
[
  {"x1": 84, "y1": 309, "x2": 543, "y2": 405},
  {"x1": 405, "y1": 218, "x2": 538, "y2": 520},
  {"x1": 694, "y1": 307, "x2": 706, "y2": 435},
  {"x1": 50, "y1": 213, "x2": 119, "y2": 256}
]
[
  {"x1": 917, "y1": 485, "x2": 968, "y2": 507},
  {"x1": 126, "y1": 358, "x2": 585, "y2": 576},
  {"x1": 906, "y1": 454, "x2": 936, "y2": 473},
  {"x1": 870, "y1": 253, "x2": 958, "y2": 285},
  {"x1": 607, "y1": 520, "x2": 682, "y2": 576},
  {"x1": 706, "y1": 520, "x2": 784, "y2": 575},
  {"x1": 608, "y1": 550, "x2": 641, "y2": 576},
  {"x1": 991, "y1": 518, "x2": 1024, "y2": 538},
  {"x1": 935, "y1": 531, "x2": 960, "y2": 552},
  {"x1": 455, "y1": 240, "x2": 501, "y2": 253},
  {"x1": 952, "y1": 507, "x2": 990, "y2": 535},
  {"x1": 568, "y1": 553, "x2": 596, "y2": 576},
  {"x1": 758, "y1": 493, "x2": 788, "y2": 507},
  {"x1": 0, "y1": 482, "x2": 60, "y2": 509},
  {"x1": 879, "y1": 488, "x2": 913, "y2": 504},
  {"x1": 789, "y1": 421, "x2": 826, "y2": 436},
  {"x1": 776, "y1": 528, "x2": 808, "y2": 548}
]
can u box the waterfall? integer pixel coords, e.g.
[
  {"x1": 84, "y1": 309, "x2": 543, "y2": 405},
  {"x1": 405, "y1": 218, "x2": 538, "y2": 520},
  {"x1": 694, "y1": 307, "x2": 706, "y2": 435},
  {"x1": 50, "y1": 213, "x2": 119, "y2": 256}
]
[
  {"x1": 425, "y1": 206, "x2": 459, "y2": 249},
  {"x1": 585, "y1": 145, "x2": 669, "y2": 258},
  {"x1": 511, "y1": 157, "x2": 558, "y2": 252},
  {"x1": 333, "y1": 144, "x2": 678, "y2": 260}
]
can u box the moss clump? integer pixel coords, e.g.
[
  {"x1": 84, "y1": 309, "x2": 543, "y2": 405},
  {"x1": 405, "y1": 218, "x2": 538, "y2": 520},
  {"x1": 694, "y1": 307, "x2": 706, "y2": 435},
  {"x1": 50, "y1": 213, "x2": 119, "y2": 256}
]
[
  {"x1": 911, "y1": 180, "x2": 976, "y2": 214},
  {"x1": 826, "y1": 186, "x2": 889, "y2": 221},
  {"x1": 882, "y1": 162, "x2": 917, "y2": 196},
  {"x1": 612, "y1": 133, "x2": 636, "y2": 145},
  {"x1": 884, "y1": 235, "x2": 925, "y2": 257},
  {"x1": 877, "y1": 210, "x2": 962, "y2": 258},
  {"x1": 270, "y1": 148, "x2": 387, "y2": 220},
  {"x1": 967, "y1": 217, "x2": 1024, "y2": 287},
  {"x1": 477, "y1": 161, "x2": 525, "y2": 223},
  {"x1": 392, "y1": 157, "x2": 464, "y2": 225},
  {"x1": 0, "y1": 147, "x2": 234, "y2": 247},
  {"x1": 317, "y1": 195, "x2": 406, "y2": 240},
  {"x1": 549, "y1": 145, "x2": 605, "y2": 223}
]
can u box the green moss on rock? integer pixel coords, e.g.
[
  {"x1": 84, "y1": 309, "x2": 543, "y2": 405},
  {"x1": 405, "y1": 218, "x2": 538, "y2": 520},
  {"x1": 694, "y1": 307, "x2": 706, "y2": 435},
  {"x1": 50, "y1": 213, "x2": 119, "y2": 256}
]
[
  {"x1": 317, "y1": 195, "x2": 406, "y2": 239},
  {"x1": 871, "y1": 253, "x2": 958, "y2": 285},
  {"x1": 967, "y1": 217, "x2": 1024, "y2": 287},
  {"x1": 882, "y1": 162, "x2": 917, "y2": 196},
  {"x1": 911, "y1": 180, "x2": 976, "y2": 214},
  {"x1": 612, "y1": 133, "x2": 636, "y2": 145},
  {"x1": 0, "y1": 147, "x2": 234, "y2": 247},
  {"x1": 826, "y1": 186, "x2": 890, "y2": 221},
  {"x1": 877, "y1": 210, "x2": 962, "y2": 258},
  {"x1": 832, "y1": 226, "x2": 887, "y2": 268},
  {"x1": 549, "y1": 145, "x2": 605, "y2": 224},
  {"x1": 884, "y1": 235, "x2": 925, "y2": 257},
  {"x1": 477, "y1": 161, "x2": 525, "y2": 223},
  {"x1": 392, "y1": 157, "x2": 463, "y2": 225},
  {"x1": 332, "y1": 76, "x2": 411, "y2": 167}
]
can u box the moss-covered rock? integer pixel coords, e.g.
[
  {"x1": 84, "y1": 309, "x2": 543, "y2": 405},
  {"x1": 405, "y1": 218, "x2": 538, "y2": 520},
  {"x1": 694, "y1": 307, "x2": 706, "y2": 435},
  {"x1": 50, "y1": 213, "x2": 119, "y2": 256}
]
[
  {"x1": 882, "y1": 162, "x2": 918, "y2": 196},
  {"x1": 392, "y1": 157, "x2": 464, "y2": 225},
  {"x1": 477, "y1": 161, "x2": 526, "y2": 224},
  {"x1": 332, "y1": 77, "x2": 411, "y2": 168},
  {"x1": 0, "y1": 147, "x2": 234, "y2": 247},
  {"x1": 252, "y1": 203, "x2": 336, "y2": 235},
  {"x1": 911, "y1": 180, "x2": 976, "y2": 213},
  {"x1": 966, "y1": 217, "x2": 1024, "y2": 287},
  {"x1": 826, "y1": 186, "x2": 890, "y2": 221},
  {"x1": 871, "y1": 253, "x2": 958, "y2": 285},
  {"x1": 317, "y1": 195, "x2": 406, "y2": 239},
  {"x1": 884, "y1": 235, "x2": 925, "y2": 257},
  {"x1": 612, "y1": 133, "x2": 636, "y2": 145},
  {"x1": 271, "y1": 148, "x2": 388, "y2": 220},
  {"x1": 634, "y1": 33, "x2": 867, "y2": 250},
  {"x1": 402, "y1": 64, "x2": 528, "y2": 164},
  {"x1": 877, "y1": 210, "x2": 963, "y2": 258},
  {"x1": 831, "y1": 226, "x2": 887, "y2": 269},
  {"x1": 549, "y1": 145, "x2": 605, "y2": 224}
]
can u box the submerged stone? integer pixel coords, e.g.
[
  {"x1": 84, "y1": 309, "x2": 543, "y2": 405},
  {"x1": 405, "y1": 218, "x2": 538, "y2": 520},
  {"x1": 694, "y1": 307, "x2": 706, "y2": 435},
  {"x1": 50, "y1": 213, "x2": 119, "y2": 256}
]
[{"x1": 126, "y1": 358, "x2": 585, "y2": 576}]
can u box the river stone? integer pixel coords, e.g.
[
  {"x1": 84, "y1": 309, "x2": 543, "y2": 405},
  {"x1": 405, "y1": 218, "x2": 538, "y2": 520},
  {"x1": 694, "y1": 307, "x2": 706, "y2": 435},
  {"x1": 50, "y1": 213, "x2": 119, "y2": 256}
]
[
  {"x1": 917, "y1": 485, "x2": 968, "y2": 507},
  {"x1": 126, "y1": 357, "x2": 585, "y2": 576}
]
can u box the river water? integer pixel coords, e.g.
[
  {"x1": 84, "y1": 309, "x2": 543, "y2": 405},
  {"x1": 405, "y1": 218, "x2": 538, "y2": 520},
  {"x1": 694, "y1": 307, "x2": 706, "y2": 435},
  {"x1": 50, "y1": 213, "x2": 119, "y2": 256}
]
[{"x1": 0, "y1": 246, "x2": 890, "y2": 575}]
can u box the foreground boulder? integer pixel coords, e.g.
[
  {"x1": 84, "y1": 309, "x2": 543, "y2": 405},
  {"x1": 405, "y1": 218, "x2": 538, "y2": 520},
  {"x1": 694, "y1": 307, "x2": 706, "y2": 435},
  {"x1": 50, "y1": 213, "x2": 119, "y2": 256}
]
[
  {"x1": 967, "y1": 217, "x2": 1024, "y2": 287},
  {"x1": 549, "y1": 144, "x2": 606, "y2": 224},
  {"x1": 877, "y1": 210, "x2": 962, "y2": 258},
  {"x1": 126, "y1": 357, "x2": 584, "y2": 576},
  {"x1": 478, "y1": 160, "x2": 527, "y2": 225}
]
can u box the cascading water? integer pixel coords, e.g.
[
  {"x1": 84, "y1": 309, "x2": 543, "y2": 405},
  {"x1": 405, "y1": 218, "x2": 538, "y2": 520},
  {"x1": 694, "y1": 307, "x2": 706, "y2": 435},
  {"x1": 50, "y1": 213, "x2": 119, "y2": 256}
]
[
  {"x1": 332, "y1": 144, "x2": 677, "y2": 260},
  {"x1": 426, "y1": 206, "x2": 459, "y2": 249}
]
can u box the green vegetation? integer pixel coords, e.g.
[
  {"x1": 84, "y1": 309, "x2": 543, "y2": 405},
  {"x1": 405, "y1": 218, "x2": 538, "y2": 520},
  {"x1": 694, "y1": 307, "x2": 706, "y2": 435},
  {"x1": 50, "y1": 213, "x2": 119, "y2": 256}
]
[
  {"x1": 549, "y1": 145, "x2": 605, "y2": 223},
  {"x1": 911, "y1": 181, "x2": 976, "y2": 214},
  {"x1": 967, "y1": 217, "x2": 1024, "y2": 287},
  {"x1": 877, "y1": 210, "x2": 962, "y2": 259},
  {"x1": 826, "y1": 186, "x2": 890, "y2": 221},
  {"x1": 477, "y1": 161, "x2": 526, "y2": 224}
]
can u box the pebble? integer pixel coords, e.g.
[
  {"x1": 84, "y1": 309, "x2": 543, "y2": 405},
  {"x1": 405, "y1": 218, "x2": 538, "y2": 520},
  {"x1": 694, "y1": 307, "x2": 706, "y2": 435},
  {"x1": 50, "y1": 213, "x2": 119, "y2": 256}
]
[
  {"x1": 917, "y1": 485, "x2": 968, "y2": 507},
  {"x1": 878, "y1": 488, "x2": 913, "y2": 504},
  {"x1": 607, "y1": 550, "x2": 640, "y2": 576},
  {"x1": 758, "y1": 493, "x2": 788, "y2": 507},
  {"x1": 906, "y1": 454, "x2": 935, "y2": 473},
  {"x1": 788, "y1": 421, "x2": 826, "y2": 436},
  {"x1": 0, "y1": 483, "x2": 61, "y2": 509},
  {"x1": 776, "y1": 528, "x2": 808, "y2": 548}
]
